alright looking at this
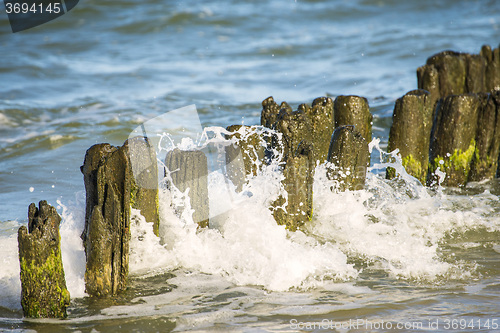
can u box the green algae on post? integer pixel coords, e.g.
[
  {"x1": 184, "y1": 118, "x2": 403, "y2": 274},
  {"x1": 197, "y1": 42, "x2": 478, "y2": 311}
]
[
  {"x1": 261, "y1": 95, "x2": 335, "y2": 165},
  {"x1": 18, "y1": 201, "x2": 70, "y2": 318},
  {"x1": 430, "y1": 139, "x2": 476, "y2": 186},
  {"x1": 428, "y1": 94, "x2": 480, "y2": 187}
]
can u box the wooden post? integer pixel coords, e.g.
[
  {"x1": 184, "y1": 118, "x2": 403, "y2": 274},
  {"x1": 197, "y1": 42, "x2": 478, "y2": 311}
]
[
  {"x1": 268, "y1": 107, "x2": 315, "y2": 229},
  {"x1": 303, "y1": 97, "x2": 335, "y2": 163},
  {"x1": 125, "y1": 136, "x2": 160, "y2": 235},
  {"x1": 273, "y1": 108, "x2": 313, "y2": 159},
  {"x1": 465, "y1": 54, "x2": 486, "y2": 93},
  {"x1": 417, "y1": 64, "x2": 440, "y2": 110},
  {"x1": 272, "y1": 143, "x2": 314, "y2": 231},
  {"x1": 428, "y1": 94, "x2": 480, "y2": 187},
  {"x1": 81, "y1": 142, "x2": 132, "y2": 297},
  {"x1": 418, "y1": 45, "x2": 499, "y2": 109},
  {"x1": 334, "y1": 95, "x2": 373, "y2": 143},
  {"x1": 480, "y1": 44, "x2": 500, "y2": 92},
  {"x1": 387, "y1": 90, "x2": 434, "y2": 183},
  {"x1": 261, "y1": 96, "x2": 292, "y2": 128},
  {"x1": 469, "y1": 91, "x2": 500, "y2": 181},
  {"x1": 225, "y1": 125, "x2": 266, "y2": 192},
  {"x1": 165, "y1": 148, "x2": 209, "y2": 228},
  {"x1": 18, "y1": 201, "x2": 70, "y2": 318},
  {"x1": 327, "y1": 126, "x2": 369, "y2": 191}
]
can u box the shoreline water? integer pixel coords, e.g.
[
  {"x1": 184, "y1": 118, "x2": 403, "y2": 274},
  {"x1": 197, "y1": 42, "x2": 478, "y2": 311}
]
[{"x1": 1, "y1": 0, "x2": 500, "y2": 331}]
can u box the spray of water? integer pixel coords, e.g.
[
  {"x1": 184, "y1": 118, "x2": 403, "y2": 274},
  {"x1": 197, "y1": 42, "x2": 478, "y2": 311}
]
[{"x1": 1, "y1": 126, "x2": 498, "y2": 312}]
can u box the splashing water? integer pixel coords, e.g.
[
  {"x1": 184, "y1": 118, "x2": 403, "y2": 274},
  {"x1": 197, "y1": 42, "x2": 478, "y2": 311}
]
[
  {"x1": 1, "y1": 127, "x2": 499, "y2": 314},
  {"x1": 126, "y1": 127, "x2": 498, "y2": 293}
]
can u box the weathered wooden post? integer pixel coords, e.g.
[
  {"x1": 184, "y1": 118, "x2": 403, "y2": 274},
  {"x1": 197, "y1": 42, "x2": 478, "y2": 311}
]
[
  {"x1": 18, "y1": 200, "x2": 70, "y2": 318},
  {"x1": 261, "y1": 96, "x2": 292, "y2": 128},
  {"x1": 417, "y1": 45, "x2": 499, "y2": 109},
  {"x1": 480, "y1": 45, "x2": 500, "y2": 92},
  {"x1": 428, "y1": 94, "x2": 480, "y2": 187},
  {"x1": 327, "y1": 126, "x2": 369, "y2": 192},
  {"x1": 273, "y1": 108, "x2": 313, "y2": 159},
  {"x1": 225, "y1": 125, "x2": 266, "y2": 192},
  {"x1": 469, "y1": 91, "x2": 500, "y2": 181},
  {"x1": 165, "y1": 148, "x2": 209, "y2": 228},
  {"x1": 262, "y1": 95, "x2": 335, "y2": 165},
  {"x1": 126, "y1": 136, "x2": 160, "y2": 235},
  {"x1": 80, "y1": 136, "x2": 159, "y2": 297},
  {"x1": 387, "y1": 90, "x2": 434, "y2": 183},
  {"x1": 417, "y1": 63, "x2": 440, "y2": 110},
  {"x1": 81, "y1": 143, "x2": 131, "y2": 297},
  {"x1": 465, "y1": 54, "x2": 486, "y2": 93},
  {"x1": 272, "y1": 143, "x2": 314, "y2": 231},
  {"x1": 417, "y1": 51, "x2": 467, "y2": 108},
  {"x1": 415, "y1": 45, "x2": 500, "y2": 186},
  {"x1": 334, "y1": 95, "x2": 373, "y2": 143},
  {"x1": 303, "y1": 96, "x2": 335, "y2": 163},
  {"x1": 270, "y1": 108, "x2": 314, "y2": 230}
]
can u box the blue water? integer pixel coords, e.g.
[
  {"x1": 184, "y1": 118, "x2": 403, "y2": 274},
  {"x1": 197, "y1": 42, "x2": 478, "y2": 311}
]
[
  {"x1": 1, "y1": 0, "x2": 499, "y2": 220},
  {"x1": 1, "y1": 0, "x2": 500, "y2": 331}
]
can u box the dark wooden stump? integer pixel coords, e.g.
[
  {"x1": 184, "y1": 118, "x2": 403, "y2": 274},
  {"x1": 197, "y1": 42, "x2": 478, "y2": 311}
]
[
  {"x1": 273, "y1": 108, "x2": 313, "y2": 159},
  {"x1": 480, "y1": 45, "x2": 500, "y2": 92},
  {"x1": 266, "y1": 106, "x2": 315, "y2": 229},
  {"x1": 261, "y1": 96, "x2": 292, "y2": 128},
  {"x1": 81, "y1": 142, "x2": 131, "y2": 297},
  {"x1": 465, "y1": 54, "x2": 486, "y2": 93},
  {"x1": 418, "y1": 45, "x2": 499, "y2": 109},
  {"x1": 417, "y1": 64, "x2": 440, "y2": 110},
  {"x1": 428, "y1": 94, "x2": 480, "y2": 187},
  {"x1": 469, "y1": 91, "x2": 500, "y2": 181},
  {"x1": 387, "y1": 90, "x2": 434, "y2": 183},
  {"x1": 272, "y1": 143, "x2": 314, "y2": 231},
  {"x1": 334, "y1": 95, "x2": 373, "y2": 143},
  {"x1": 225, "y1": 125, "x2": 266, "y2": 192},
  {"x1": 302, "y1": 97, "x2": 335, "y2": 163},
  {"x1": 327, "y1": 126, "x2": 369, "y2": 191},
  {"x1": 165, "y1": 148, "x2": 209, "y2": 228},
  {"x1": 125, "y1": 136, "x2": 160, "y2": 235},
  {"x1": 18, "y1": 200, "x2": 70, "y2": 318}
]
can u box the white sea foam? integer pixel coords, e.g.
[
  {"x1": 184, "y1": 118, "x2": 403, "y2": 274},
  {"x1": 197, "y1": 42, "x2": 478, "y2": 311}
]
[
  {"x1": 57, "y1": 194, "x2": 87, "y2": 299},
  {"x1": 1, "y1": 128, "x2": 499, "y2": 313},
  {"x1": 0, "y1": 113, "x2": 15, "y2": 128}
]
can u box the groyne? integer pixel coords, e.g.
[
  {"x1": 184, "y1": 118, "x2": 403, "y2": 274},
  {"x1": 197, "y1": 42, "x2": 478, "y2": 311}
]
[{"x1": 17, "y1": 44, "x2": 500, "y2": 317}]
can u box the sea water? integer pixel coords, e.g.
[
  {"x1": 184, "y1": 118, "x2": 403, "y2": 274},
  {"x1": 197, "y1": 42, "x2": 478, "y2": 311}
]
[{"x1": 1, "y1": 0, "x2": 500, "y2": 332}]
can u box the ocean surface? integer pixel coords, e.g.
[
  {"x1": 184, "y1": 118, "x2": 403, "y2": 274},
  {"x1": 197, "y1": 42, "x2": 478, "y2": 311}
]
[{"x1": 1, "y1": 0, "x2": 500, "y2": 331}]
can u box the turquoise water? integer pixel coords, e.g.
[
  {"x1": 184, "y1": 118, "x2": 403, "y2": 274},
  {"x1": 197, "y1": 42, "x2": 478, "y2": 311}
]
[{"x1": 1, "y1": 0, "x2": 500, "y2": 331}]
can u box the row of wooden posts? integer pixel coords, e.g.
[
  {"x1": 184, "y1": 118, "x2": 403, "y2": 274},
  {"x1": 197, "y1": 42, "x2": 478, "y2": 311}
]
[
  {"x1": 390, "y1": 44, "x2": 500, "y2": 186},
  {"x1": 17, "y1": 44, "x2": 500, "y2": 318}
]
